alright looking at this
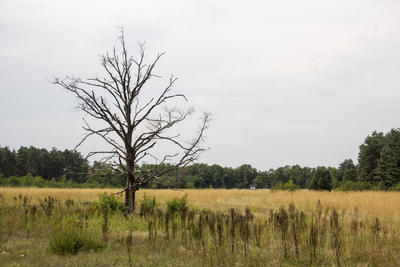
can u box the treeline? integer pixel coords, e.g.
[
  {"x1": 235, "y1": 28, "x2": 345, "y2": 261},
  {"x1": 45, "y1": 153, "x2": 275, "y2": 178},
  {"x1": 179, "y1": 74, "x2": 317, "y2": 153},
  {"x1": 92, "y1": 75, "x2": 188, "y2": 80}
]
[
  {"x1": 0, "y1": 146, "x2": 123, "y2": 188},
  {"x1": 1, "y1": 128, "x2": 400, "y2": 190},
  {"x1": 0, "y1": 146, "x2": 89, "y2": 182}
]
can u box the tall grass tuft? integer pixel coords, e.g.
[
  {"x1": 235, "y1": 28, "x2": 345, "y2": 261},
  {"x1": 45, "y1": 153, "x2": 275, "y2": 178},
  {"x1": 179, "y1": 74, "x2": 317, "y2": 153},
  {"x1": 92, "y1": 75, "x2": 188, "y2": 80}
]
[
  {"x1": 139, "y1": 193, "x2": 158, "y2": 219},
  {"x1": 275, "y1": 206, "x2": 289, "y2": 257},
  {"x1": 101, "y1": 207, "x2": 109, "y2": 241},
  {"x1": 49, "y1": 225, "x2": 104, "y2": 255},
  {"x1": 330, "y1": 209, "x2": 342, "y2": 267},
  {"x1": 39, "y1": 196, "x2": 57, "y2": 217},
  {"x1": 126, "y1": 230, "x2": 133, "y2": 267}
]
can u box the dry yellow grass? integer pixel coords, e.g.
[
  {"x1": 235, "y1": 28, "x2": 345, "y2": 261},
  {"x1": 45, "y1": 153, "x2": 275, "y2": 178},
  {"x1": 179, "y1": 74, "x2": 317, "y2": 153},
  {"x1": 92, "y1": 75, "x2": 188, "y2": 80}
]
[
  {"x1": 2, "y1": 187, "x2": 400, "y2": 266},
  {"x1": 2, "y1": 187, "x2": 400, "y2": 223}
]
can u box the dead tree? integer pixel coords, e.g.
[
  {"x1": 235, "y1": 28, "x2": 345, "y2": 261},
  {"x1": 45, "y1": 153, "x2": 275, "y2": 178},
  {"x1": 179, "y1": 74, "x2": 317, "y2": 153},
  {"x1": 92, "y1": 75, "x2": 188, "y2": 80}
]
[{"x1": 54, "y1": 30, "x2": 210, "y2": 213}]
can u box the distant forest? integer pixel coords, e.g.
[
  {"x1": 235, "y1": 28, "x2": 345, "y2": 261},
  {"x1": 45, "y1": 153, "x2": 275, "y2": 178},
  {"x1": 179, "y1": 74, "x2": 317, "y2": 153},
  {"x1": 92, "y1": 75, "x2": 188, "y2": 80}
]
[{"x1": 1, "y1": 128, "x2": 400, "y2": 191}]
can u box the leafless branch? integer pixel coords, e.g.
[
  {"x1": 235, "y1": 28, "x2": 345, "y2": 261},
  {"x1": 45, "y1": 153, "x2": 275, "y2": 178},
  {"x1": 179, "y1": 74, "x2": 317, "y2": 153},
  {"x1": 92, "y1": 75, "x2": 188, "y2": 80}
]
[{"x1": 54, "y1": 29, "x2": 210, "y2": 212}]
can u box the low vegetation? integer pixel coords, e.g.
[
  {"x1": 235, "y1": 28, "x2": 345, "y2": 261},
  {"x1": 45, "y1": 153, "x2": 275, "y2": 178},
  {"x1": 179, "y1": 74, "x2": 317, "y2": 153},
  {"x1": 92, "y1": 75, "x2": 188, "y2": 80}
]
[
  {"x1": 1, "y1": 188, "x2": 400, "y2": 266},
  {"x1": 49, "y1": 226, "x2": 104, "y2": 255}
]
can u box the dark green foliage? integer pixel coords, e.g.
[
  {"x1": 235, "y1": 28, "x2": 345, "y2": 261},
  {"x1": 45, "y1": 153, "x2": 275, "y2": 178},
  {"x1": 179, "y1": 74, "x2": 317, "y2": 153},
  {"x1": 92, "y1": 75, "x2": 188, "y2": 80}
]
[
  {"x1": 0, "y1": 145, "x2": 123, "y2": 188},
  {"x1": 343, "y1": 168, "x2": 358, "y2": 181},
  {"x1": 358, "y1": 129, "x2": 400, "y2": 187},
  {"x1": 49, "y1": 226, "x2": 104, "y2": 255},
  {"x1": 0, "y1": 146, "x2": 88, "y2": 181},
  {"x1": 338, "y1": 159, "x2": 357, "y2": 182},
  {"x1": 0, "y1": 174, "x2": 120, "y2": 188},
  {"x1": 336, "y1": 180, "x2": 373, "y2": 191},
  {"x1": 358, "y1": 131, "x2": 386, "y2": 183},
  {"x1": 2, "y1": 128, "x2": 400, "y2": 190},
  {"x1": 389, "y1": 182, "x2": 400, "y2": 191},
  {"x1": 0, "y1": 146, "x2": 16, "y2": 177},
  {"x1": 0, "y1": 145, "x2": 316, "y2": 190},
  {"x1": 309, "y1": 167, "x2": 332, "y2": 191},
  {"x1": 144, "y1": 163, "x2": 315, "y2": 190},
  {"x1": 374, "y1": 129, "x2": 400, "y2": 187}
]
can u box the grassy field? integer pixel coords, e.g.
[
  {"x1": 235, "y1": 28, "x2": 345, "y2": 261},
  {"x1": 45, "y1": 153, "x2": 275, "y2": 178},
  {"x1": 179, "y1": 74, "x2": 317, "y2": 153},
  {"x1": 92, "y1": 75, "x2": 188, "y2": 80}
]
[
  {"x1": 1, "y1": 188, "x2": 400, "y2": 266},
  {"x1": 2, "y1": 187, "x2": 400, "y2": 221}
]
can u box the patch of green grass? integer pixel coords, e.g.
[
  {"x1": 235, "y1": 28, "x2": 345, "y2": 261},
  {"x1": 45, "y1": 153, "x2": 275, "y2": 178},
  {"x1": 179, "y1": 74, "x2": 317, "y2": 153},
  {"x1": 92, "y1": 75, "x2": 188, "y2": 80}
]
[{"x1": 49, "y1": 226, "x2": 104, "y2": 255}]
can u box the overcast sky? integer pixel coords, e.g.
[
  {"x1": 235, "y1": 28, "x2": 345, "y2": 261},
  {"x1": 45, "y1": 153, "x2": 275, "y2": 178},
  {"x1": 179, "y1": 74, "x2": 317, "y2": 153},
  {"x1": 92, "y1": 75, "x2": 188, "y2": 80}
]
[{"x1": 1, "y1": 0, "x2": 399, "y2": 170}]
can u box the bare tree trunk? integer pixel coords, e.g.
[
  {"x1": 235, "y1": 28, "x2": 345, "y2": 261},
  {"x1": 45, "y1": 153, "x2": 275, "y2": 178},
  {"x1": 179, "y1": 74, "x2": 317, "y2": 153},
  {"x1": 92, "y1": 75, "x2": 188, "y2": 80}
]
[
  {"x1": 125, "y1": 173, "x2": 137, "y2": 214},
  {"x1": 125, "y1": 182, "x2": 137, "y2": 213},
  {"x1": 125, "y1": 186, "x2": 129, "y2": 208},
  {"x1": 130, "y1": 189, "x2": 136, "y2": 213},
  {"x1": 125, "y1": 187, "x2": 136, "y2": 214},
  {"x1": 55, "y1": 30, "x2": 210, "y2": 214}
]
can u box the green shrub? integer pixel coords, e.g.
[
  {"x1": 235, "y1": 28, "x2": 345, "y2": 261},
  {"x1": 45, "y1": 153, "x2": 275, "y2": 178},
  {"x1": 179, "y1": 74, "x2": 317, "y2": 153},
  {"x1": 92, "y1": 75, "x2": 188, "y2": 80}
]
[
  {"x1": 96, "y1": 192, "x2": 125, "y2": 213},
  {"x1": 65, "y1": 198, "x2": 75, "y2": 207},
  {"x1": 8, "y1": 176, "x2": 20, "y2": 186},
  {"x1": 271, "y1": 180, "x2": 300, "y2": 191},
  {"x1": 49, "y1": 226, "x2": 104, "y2": 255},
  {"x1": 389, "y1": 182, "x2": 400, "y2": 191},
  {"x1": 372, "y1": 181, "x2": 388, "y2": 191},
  {"x1": 284, "y1": 180, "x2": 300, "y2": 191},
  {"x1": 335, "y1": 180, "x2": 373, "y2": 191},
  {"x1": 271, "y1": 182, "x2": 284, "y2": 190},
  {"x1": 166, "y1": 194, "x2": 189, "y2": 216},
  {"x1": 139, "y1": 193, "x2": 158, "y2": 218}
]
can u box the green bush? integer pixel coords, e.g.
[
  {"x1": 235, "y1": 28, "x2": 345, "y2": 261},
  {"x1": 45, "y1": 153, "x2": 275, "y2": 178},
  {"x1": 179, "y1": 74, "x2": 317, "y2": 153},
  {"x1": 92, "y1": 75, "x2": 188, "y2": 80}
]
[
  {"x1": 139, "y1": 193, "x2": 158, "y2": 218},
  {"x1": 97, "y1": 192, "x2": 125, "y2": 213},
  {"x1": 372, "y1": 181, "x2": 388, "y2": 191},
  {"x1": 166, "y1": 194, "x2": 189, "y2": 216},
  {"x1": 8, "y1": 176, "x2": 20, "y2": 186},
  {"x1": 284, "y1": 180, "x2": 300, "y2": 191},
  {"x1": 49, "y1": 226, "x2": 104, "y2": 255},
  {"x1": 271, "y1": 180, "x2": 300, "y2": 191},
  {"x1": 271, "y1": 182, "x2": 283, "y2": 190},
  {"x1": 335, "y1": 180, "x2": 373, "y2": 191},
  {"x1": 389, "y1": 182, "x2": 400, "y2": 191}
]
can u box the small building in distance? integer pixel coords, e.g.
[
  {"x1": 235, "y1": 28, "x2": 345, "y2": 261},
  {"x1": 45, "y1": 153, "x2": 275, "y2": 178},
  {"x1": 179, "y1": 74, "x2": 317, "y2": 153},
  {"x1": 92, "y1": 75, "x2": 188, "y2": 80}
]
[{"x1": 249, "y1": 185, "x2": 256, "y2": 190}]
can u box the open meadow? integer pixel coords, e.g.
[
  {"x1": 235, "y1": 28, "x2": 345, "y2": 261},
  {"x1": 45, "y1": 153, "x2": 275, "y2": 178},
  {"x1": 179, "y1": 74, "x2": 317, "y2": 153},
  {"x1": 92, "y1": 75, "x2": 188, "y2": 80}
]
[{"x1": 1, "y1": 188, "x2": 400, "y2": 266}]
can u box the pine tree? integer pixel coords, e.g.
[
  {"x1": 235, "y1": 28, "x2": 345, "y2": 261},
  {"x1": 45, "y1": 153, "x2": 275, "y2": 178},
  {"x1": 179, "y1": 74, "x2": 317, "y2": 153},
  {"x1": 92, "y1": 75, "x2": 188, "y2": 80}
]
[
  {"x1": 374, "y1": 129, "x2": 400, "y2": 187},
  {"x1": 358, "y1": 131, "x2": 385, "y2": 183}
]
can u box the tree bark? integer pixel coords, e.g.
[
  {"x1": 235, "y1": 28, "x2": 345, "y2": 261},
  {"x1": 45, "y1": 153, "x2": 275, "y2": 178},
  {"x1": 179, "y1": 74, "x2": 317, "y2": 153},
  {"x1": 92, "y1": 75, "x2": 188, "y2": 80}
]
[
  {"x1": 130, "y1": 189, "x2": 136, "y2": 213},
  {"x1": 125, "y1": 186, "x2": 129, "y2": 208},
  {"x1": 125, "y1": 186, "x2": 137, "y2": 214}
]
